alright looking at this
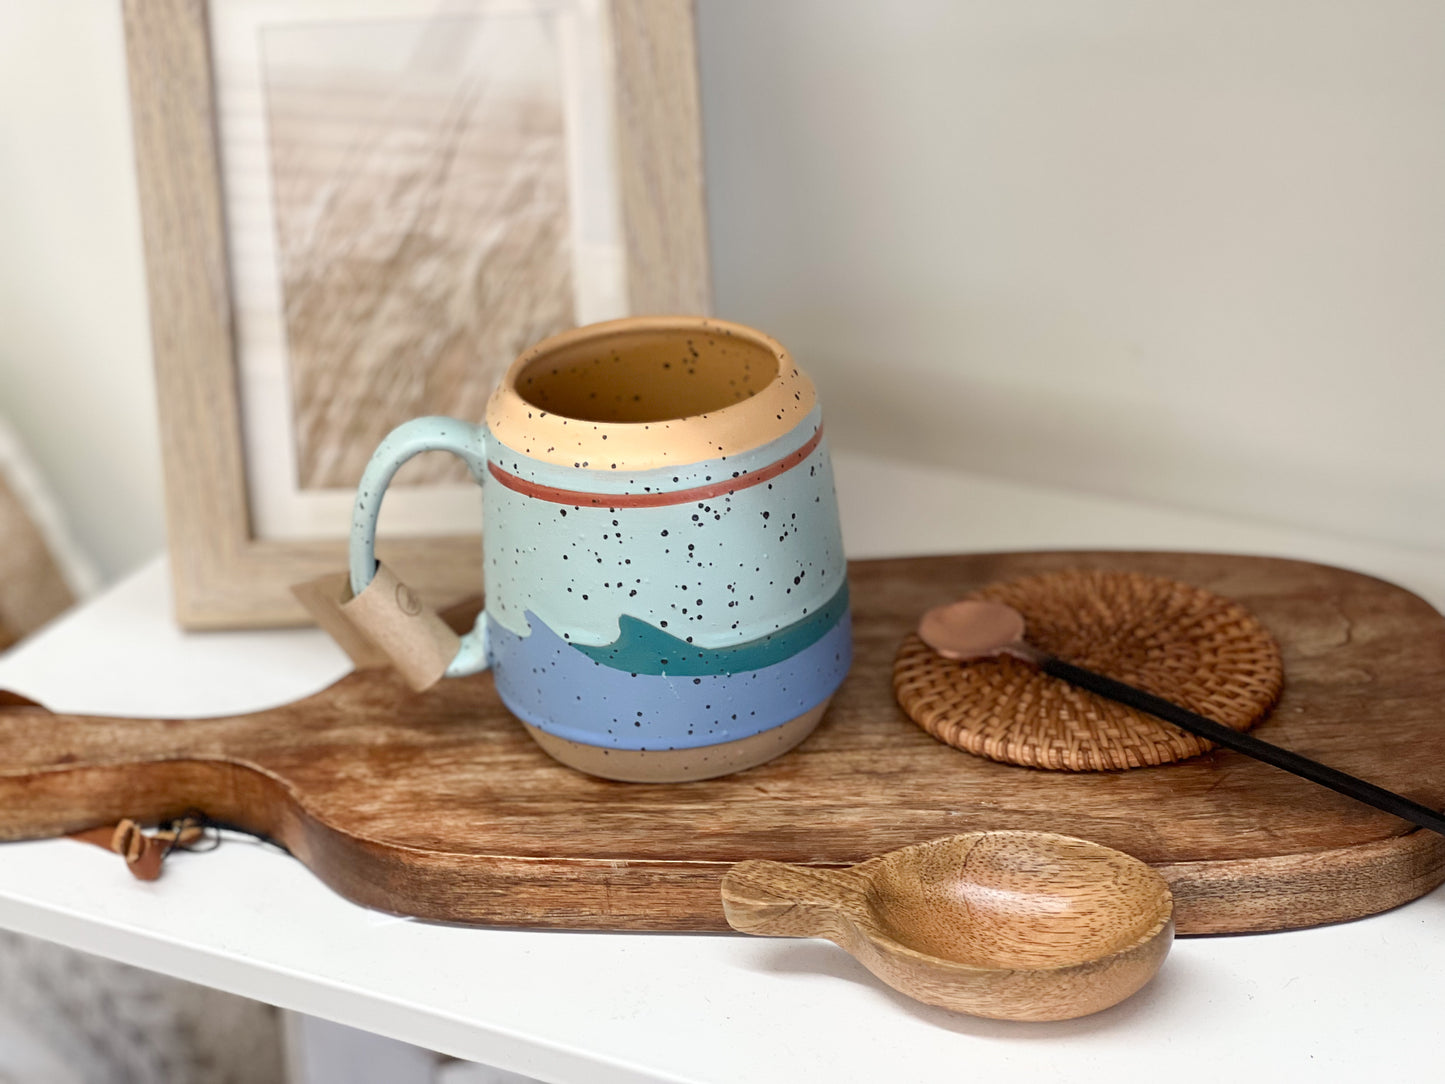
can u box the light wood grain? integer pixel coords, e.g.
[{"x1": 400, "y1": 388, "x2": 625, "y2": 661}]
[
  {"x1": 123, "y1": 0, "x2": 711, "y2": 628},
  {"x1": 610, "y1": 0, "x2": 712, "y2": 313},
  {"x1": 721, "y1": 832, "x2": 1174, "y2": 1021},
  {"x1": 2, "y1": 551, "x2": 1443, "y2": 934}
]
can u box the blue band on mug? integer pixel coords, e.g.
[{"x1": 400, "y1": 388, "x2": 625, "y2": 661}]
[{"x1": 488, "y1": 609, "x2": 853, "y2": 751}]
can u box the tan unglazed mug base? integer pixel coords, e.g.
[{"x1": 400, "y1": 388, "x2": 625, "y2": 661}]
[{"x1": 524, "y1": 701, "x2": 831, "y2": 783}]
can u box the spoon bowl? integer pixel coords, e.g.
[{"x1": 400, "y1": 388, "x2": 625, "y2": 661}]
[
  {"x1": 722, "y1": 831, "x2": 1173, "y2": 1021},
  {"x1": 917, "y1": 599, "x2": 1035, "y2": 661}
]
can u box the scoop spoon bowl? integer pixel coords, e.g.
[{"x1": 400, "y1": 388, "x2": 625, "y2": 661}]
[{"x1": 722, "y1": 831, "x2": 1174, "y2": 1021}]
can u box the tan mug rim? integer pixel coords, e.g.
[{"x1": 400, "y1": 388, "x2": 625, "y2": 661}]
[{"x1": 484, "y1": 316, "x2": 817, "y2": 471}]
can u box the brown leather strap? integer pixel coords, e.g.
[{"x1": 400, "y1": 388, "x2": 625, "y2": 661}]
[{"x1": 69, "y1": 817, "x2": 207, "y2": 881}]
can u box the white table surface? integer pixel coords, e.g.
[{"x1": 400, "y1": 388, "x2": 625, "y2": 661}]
[{"x1": 2, "y1": 450, "x2": 1444, "y2": 1083}]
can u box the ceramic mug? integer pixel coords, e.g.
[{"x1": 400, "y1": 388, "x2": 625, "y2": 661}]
[{"x1": 349, "y1": 316, "x2": 851, "y2": 782}]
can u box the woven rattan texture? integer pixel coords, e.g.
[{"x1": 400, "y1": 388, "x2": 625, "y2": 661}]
[{"x1": 893, "y1": 570, "x2": 1285, "y2": 771}]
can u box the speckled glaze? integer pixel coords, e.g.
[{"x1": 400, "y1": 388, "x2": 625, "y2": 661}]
[{"x1": 350, "y1": 316, "x2": 852, "y2": 781}]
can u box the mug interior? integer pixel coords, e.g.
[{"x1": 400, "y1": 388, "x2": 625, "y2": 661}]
[{"x1": 513, "y1": 326, "x2": 780, "y2": 424}]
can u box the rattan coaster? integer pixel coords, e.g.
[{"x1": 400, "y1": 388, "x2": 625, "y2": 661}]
[{"x1": 892, "y1": 570, "x2": 1284, "y2": 771}]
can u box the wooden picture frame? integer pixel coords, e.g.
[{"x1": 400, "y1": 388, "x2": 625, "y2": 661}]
[{"x1": 123, "y1": 0, "x2": 711, "y2": 628}]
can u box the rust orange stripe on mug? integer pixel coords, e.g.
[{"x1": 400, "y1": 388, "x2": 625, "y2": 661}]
[{"x1": 487, "y1": 426, "x2": 825, "y2": 508}]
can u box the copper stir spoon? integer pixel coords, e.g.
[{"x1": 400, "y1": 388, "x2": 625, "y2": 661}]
[{"x1": 918, "y1": 600, "x2": 1445, "y2": 837}]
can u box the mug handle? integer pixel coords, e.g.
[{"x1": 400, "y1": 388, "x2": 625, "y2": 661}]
[{"x1": 348, "y1": 416, "x2": 490, "y2": 677}]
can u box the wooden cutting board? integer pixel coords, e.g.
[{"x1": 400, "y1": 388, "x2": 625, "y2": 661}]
[{"x1": 3, "y1": 551, "x2": 1444, "y2": 935}]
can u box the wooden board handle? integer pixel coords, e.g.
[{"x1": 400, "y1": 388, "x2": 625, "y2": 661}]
[{"x1": 0, "y1": 691, "x2": 269, "y2": 842}]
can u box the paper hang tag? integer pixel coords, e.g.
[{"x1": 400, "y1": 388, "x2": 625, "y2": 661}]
[
  {"x1": 291, "y1": 571, "x2": 391, "y2": 671},
  {"x1": 291, "y1": 563, "x2": 461, "y2": 691}
]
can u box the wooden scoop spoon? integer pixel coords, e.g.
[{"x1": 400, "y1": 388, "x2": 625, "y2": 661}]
[
  {"x1": 722, "y1": 831, "x2": 1173, "y2": 1021},
  {"x1": 918, "y1": 599, "x2": 1445, "y2": 837}
]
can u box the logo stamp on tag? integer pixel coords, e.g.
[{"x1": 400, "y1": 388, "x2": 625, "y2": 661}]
[{"x1": 395, "y1": 582, "x2": 423, "y2": 616}]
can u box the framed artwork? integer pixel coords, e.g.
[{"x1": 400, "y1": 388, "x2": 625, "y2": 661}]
[{"x1": 123, "y1": 0, "x2": 710, "y2": 627}]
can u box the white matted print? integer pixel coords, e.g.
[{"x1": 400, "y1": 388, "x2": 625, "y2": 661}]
[{"x1": 210, "y1": 0, "x2": 628, "y2": 542}]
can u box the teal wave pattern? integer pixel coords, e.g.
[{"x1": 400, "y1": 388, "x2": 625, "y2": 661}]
[{"x1": 572, "y1": 583, "x2": 850, "y2": 676}]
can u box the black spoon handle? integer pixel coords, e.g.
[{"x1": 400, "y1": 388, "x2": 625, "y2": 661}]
[{"x1": 1040, "y1": 654, "x2": 1445, "y2": 839}]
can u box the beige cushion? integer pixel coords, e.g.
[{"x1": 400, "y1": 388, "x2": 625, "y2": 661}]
[{"x1": 0, "y1": 418, "x2": 96, "y2": 648}]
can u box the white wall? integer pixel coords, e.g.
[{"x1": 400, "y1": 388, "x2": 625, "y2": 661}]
[
  {"x1": 1, "y1": 1, "x2": 1442, "y2": 584},
  {"x1": 697, "y1": 0, "x2": 1445, "y2": 552},
  {"x1": 0, "y1": 2, "x2": 163, "y2": 582}
]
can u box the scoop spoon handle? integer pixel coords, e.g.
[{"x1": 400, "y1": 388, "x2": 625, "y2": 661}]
[
  {"x1": 722, "y1": 860, "x2": 868, "y2": 939},
  {"x1": 1042, "y1": 654, "x2": 1445, "y2": 838}
]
